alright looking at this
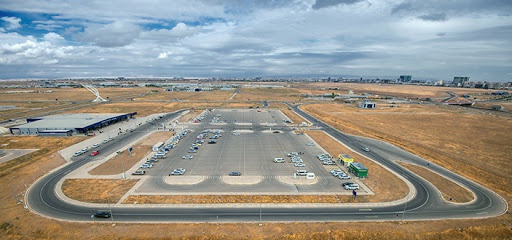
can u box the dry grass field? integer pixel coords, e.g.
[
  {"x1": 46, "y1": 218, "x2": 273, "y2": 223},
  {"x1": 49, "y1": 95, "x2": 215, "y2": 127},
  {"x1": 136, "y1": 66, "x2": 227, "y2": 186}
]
[
  {"x1": 301, "y1": 103, "x2": 512, "y2": 203},
  {"x1": 398, "y1": 163, "x2": 474, "y2": 203},
  {"x1": 136, "y1": 89, "x2": 236, "y2": 101},
  {"x1": 235, "y1": 87, "x2": 304, "y2": 102},
  {"x1": 62, "y1": 179, "x2": 138, "y2": 203},
  {"x1": 294, "y1": 82, "x2": 495, "y2": 99},
  {"x1": 0, "y1": 84, "x2": 511, "y2": 239}
]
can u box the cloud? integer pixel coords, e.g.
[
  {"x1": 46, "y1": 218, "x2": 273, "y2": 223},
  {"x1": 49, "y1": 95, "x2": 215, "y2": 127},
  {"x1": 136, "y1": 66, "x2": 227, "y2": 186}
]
[
  {"x1": 43, "y1": 32, "x2": 65, "y2": 43},
  {"x1": 77, "y1": 21, "x2": 141, "y2": 47},
  {"x1": 1, "y1": 16, "x2": 22, "y2": 30},
  {"x1": 158, "y1": 51, "x2": 172, "y2": 59},
  {"x1": 417, "y1": 13, "x2": 447, "y2": 21},
  {"x1": 312, "y1": 0, "x2": 365, "y2": 10}
]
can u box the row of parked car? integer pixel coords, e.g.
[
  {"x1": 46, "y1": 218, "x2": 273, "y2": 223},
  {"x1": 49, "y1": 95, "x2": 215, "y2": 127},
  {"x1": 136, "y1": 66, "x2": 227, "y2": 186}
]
[
  {"x1": 133, "y1": 129, "x2": 191, "y2": 176},
  {"x1": 316, "y1": 153, "x2": 336, "y2": 165}
]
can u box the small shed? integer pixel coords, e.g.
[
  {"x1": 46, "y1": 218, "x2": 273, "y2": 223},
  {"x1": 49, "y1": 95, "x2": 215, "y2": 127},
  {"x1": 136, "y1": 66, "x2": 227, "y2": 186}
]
[
  {"x1": 338, "y1": 154, "x2": 354, "y2": 166},
  {"x1": 359, "y1": 99, "x2": 376, "y2": 109},
  {"x1": 349, "y1": 162, "x2": 368, "y2": 178}
]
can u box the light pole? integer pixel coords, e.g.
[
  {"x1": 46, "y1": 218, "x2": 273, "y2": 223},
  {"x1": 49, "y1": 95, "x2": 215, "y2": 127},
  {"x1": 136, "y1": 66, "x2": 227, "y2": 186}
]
[
  {"x1": 107, "y1": 192, "x2": 115, "y2": 225},
  {"x1": 401, "y1": 193, "x2": 409, "y2": 223},
  {"x1": 259, "y1": 193, "x2": 262, "y2": 224},
  {"x1": 120, "y1": 157, "x2": 126, "y2": 179}
]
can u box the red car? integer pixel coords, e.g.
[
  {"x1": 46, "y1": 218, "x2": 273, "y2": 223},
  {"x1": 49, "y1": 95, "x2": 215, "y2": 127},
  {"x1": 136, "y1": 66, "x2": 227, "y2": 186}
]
[{"x1": 90, "y1": 151, "x2": 99, "y2": 156}]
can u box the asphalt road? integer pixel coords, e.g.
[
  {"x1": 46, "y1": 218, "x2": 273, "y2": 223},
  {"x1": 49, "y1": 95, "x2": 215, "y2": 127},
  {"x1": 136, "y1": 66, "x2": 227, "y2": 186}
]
[{"x1": 25, "y1": 107, "x2": 508, "y2": 223}]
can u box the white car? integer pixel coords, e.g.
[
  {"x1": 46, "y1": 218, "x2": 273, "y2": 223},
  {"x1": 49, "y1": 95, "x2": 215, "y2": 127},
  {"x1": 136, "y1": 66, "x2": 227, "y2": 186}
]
[
  {"x1": 344, "y1": 183, "x2": 360, "y2": 190},
  {"x1": 338, "y1": 175, "x2": 351, "y2": 180},
  {"x1": 306, "y1": 142, "x2": 315, "y2": 146},
  {"x1": 362, "y1": 147, "x2": 370, "y2": 152},
  {"x1": 294, "y1": 163, "x2": 305, "y2": 167},
  {"x1": 92, "y1": 143, "x2": 99, "y2": 148},
  {"x1": 182, "y1": 155, "x2": 194, "y2": 159}
]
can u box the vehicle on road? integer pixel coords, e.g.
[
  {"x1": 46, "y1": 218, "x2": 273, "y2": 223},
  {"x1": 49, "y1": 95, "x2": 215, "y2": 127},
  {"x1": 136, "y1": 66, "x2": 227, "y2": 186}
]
[
  {"x1": 92, "y1": 143, "x2": 99, "y2": 148},
  {"x1": 229, "y1": 171, "x2": 241, "y2": 176},
  {"x1": 187, "y1": 149, "x2": 197, "y2": 153},
  {"x1": 208, "y1": 140, "x2": 217, "y2": 144},
  {"x1": 344, "y1": 183, "x2": 360, "y2": 190},
  {"x1": 132, "y1": 170, "x2": 145, "y2": 175},
  {"x1": 93, "y1": 211, "x2": 111, "y2": 218},
  {"x1": 362, "y1": 147, "x2": 370, "y2": 152},
  {"x1": 90, "y1": 151, "x2": 99, "y2": 156},
  {"x1": 274, "y1": 158, "x2": 285, "y2": 163},
  {"x1": 182, "y1": 155, "x2": 194, "y2": 159},
  {"x1": 272, "y1": 130, "x2": 280, "y2": 133},
  {"x1": 294, "y1": 163, "x2": 305, "y2": 167},
  {"x1": 306, "y1": 142, "x2": 315, "y2": 146}
]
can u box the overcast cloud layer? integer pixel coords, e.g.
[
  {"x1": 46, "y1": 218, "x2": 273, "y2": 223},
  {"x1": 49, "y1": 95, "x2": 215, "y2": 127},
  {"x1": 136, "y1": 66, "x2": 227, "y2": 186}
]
[{"x1": 0, "y1": 0, "x2": 511, "y2": 81}]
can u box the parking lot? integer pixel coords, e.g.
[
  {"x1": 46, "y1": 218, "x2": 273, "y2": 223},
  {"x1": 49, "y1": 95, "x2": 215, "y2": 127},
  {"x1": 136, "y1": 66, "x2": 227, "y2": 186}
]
[{"x1": 134, "y1": 109, "x2": 371, "y2": 195}]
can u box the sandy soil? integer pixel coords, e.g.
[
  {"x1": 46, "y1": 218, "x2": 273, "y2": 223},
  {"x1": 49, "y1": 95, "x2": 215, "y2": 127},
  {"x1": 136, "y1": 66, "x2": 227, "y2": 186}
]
[{"x1": 399, "y1": 163, "x2": 474, "y2": 203}]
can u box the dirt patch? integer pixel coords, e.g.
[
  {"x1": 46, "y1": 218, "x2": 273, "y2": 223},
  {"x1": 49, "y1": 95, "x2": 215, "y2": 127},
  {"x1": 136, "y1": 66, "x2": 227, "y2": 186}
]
[
  {"x1": 88, "y1": 131, "x2": 173, "y2": 175},
  {"x1": 306, "y1": 130, "x2": 409, "y2": 202},
  {"x1": 399, "y1": 162, "x2": 474, "y2": 203},
  {"x1": 62, "y1": 179, "x2": 138, "y2": 203},
  {"x1": 123, "y1": 194, "x2": 377, "y2": 204}
]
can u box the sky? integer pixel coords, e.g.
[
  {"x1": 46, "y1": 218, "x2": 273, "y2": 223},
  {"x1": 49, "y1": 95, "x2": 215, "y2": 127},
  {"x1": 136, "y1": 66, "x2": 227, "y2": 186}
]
[{"x1": 0, "y1": 0, "x2": 511, "y2": 82}]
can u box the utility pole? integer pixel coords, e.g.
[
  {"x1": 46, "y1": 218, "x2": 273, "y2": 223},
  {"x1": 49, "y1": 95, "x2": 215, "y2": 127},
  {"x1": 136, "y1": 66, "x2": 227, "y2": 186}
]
[{"x1": 401, "y1": 193, "x2": 409, "y2": 223}]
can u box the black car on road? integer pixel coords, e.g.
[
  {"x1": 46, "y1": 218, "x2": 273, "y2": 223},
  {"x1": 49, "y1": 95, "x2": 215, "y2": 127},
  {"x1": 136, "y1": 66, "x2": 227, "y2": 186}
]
[
  {"x1": 93, "y1": 211, "x2": 111, "y2": 218},
  {"x1": 229, "y1": 171, "x2": 241, "y2": 176}
]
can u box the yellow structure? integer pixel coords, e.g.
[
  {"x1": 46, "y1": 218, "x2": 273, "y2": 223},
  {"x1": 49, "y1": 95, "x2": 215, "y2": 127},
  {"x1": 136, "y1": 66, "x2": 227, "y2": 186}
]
[{"x1": 338, "y1": 154, "x2": 354, "y2": 166}]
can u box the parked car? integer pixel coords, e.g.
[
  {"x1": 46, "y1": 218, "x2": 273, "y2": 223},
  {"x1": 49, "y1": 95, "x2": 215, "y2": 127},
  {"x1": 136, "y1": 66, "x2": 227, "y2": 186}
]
[
  {"x1": 338, "y1": 174, "x2": 351, "y2": 180},
  {"x1": 72, "y1": 152, "x2": 81, "y2": 157},
  {"x1": 344, "y1": 183, "x2": 360, "y2": 190},
  {"x1": 342, "y1": 182, "x2": 355, "y2": 187},
  {"x1": 322, "y1": 161, "x2": 336, "y2": 165},
  {"x1": 294, "y1": 163, "x2": 305, "y2": 167},
  {"x1": 187, "y1": 149, "x2": 197, "y2": 153},
  {"x1": 169, "y1": 170, "x2": 184, "y2": 175},
  {"x1": 182, "y1": 155, "x2": 194, "y2": 159},
  {"x1": 93, "y1": 211, "x2": 111, "y2": 218},
  {"x1": 229, "y1": 171, "x2": 241, "y2": 176},
  {"x1": 90, "y1": 151, "x2": 99, "y2": 156},
  {"x1": 208, "y1": 140, "x2": 217, "y2": 144}
]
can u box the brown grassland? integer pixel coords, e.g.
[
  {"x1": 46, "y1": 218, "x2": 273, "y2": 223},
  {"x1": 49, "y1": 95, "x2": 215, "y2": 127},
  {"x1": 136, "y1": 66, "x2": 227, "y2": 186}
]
[
  {"x1": 398, "y1": 163, "x2": 474, "y2": 203},
  {"x1": 0, "y1": 84, "x2": 511, "y2": 239},
  {"x1": 62, "y1": 179, "x2": 138, "y2": 204}
]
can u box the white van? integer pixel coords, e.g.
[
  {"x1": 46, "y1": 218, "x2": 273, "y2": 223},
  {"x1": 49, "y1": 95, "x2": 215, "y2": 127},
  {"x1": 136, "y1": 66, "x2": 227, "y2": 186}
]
[{"x1": 296, "y1": 170, "x2": 308, "y2": 176}]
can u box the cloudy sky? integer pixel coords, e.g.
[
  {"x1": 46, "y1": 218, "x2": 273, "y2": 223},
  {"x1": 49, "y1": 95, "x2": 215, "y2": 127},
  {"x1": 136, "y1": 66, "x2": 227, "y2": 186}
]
[{"x1": 0, "y1": 0, "x2": 511, "y2": 81}]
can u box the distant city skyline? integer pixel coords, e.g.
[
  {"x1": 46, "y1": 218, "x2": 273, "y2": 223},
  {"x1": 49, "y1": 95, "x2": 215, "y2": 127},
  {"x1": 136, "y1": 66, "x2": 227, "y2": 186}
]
[{"x1": 0, "y1": 0, "x2": 511, "y2": 82}]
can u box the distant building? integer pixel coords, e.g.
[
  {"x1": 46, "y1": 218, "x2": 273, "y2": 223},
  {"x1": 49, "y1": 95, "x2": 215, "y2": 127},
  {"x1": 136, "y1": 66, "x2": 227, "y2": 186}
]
[
  {"x1": 452, "y1": 77, "x2": 470, "y2": 87},
  {"x1": 399, "y1": 75, "x2": 412, "y2": 82},
  {"x1": 9, "y1": 112, "x2": 137, "y2": 136},
  {"x1": 359, "y1": 99, "x2": 376, "y2": 109}
]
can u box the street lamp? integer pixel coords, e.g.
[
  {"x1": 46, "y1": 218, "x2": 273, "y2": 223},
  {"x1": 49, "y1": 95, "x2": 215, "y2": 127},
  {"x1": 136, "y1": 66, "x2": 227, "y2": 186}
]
[
  {"x1": 107, "y1": 192, "x2": 115, "y2": 225},
  {"x1": 401, "y1": 193, "x2": 409, "y2": 223}
]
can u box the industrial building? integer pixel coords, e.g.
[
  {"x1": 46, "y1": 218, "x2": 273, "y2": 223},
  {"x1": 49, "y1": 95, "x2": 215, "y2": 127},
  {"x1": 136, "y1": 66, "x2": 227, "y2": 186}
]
[
  {"x1": 399, "y1": 75, "x2": 412, "y2": 82},
  {"x1": 9, "y1": 112, "x2": 137, "y2": 136},
  {"x1": 349, "y1": 162, "x2": 368, "y2": 178},
  {"x1": 338, "y1": 154, "x2": 354, "y2": 167},
  {"x1": 452, "y1": 77, "x2": 470, "y2": 87}
]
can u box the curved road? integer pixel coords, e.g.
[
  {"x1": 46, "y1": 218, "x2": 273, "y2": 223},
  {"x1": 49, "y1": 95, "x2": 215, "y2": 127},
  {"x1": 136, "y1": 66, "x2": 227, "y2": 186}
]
[{"x1": 25, "y1": 107, "x2": 507, "y2": 223}]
